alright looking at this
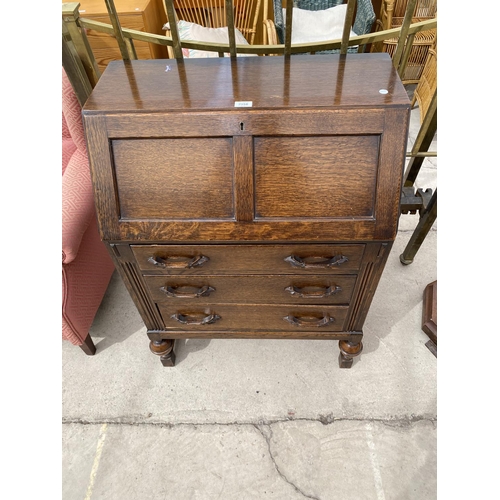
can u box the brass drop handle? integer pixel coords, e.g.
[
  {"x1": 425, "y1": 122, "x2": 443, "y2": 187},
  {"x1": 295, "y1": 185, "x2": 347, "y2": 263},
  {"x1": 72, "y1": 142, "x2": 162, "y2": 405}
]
[
  {"x1": 160, "y1": 285, "x2": 216, "y2": 298},
  {"x1": 171, "y1": 312, "x2": 221, "y2": 325},
  {"x1": 284, "y1": 254, "x2": 348, "y2": 268},
  {"x1": 285, "y1": 285, "x2": 341, "y2": 298},
  {"x1": 148, "y1": 255, "x2": 209, "y2": 269},
  {"x1": 283, "y1": 314, "x2": 335, "y2": 327}
]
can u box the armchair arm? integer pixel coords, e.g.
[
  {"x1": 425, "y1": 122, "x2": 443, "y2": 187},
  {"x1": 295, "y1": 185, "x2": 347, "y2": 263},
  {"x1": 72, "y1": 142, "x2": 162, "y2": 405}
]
[
  {"x1": 62, "y1": 147, "x2": 97, "y2": 265},
  {"x1": 263, "y1": 19, "x2": 279, "y2": 47},
  {"x1": 164, "y1": 28, "x2": 175, "y2": 59}
]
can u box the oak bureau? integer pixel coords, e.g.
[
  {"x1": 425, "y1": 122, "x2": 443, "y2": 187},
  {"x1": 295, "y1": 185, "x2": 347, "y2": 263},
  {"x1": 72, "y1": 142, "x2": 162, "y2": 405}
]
[{"x1": 82, "y1": 54, "x2": 410, "y2": 368}]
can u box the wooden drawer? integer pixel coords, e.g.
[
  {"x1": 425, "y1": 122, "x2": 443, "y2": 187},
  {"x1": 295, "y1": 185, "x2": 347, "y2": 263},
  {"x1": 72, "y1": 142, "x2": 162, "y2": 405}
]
[
  {"x1": 145, "y1": 274, "x2": 357, "y2": 305},
  {"x1": 76, "y1": 0, "x2": 168, "y2": 72},
  {"x1": 157, "y1": 303, "x2": 349, "y2": 332},
  {"x1": 84, "y1": 16, "x2": 153, "y2": 58},
  {"x1": 131, "y1": 244, "x2": 365, "y2": 275}
]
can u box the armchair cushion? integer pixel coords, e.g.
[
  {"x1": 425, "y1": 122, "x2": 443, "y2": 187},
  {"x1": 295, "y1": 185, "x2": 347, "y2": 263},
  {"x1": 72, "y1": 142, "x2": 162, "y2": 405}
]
[
  {"x1": 274, "y1": 0, "x2": 343, "y2": 44},
  {"x1": 283, "y1": 4, "x2": 357, "y2": 45},
  {"x1": 62, "y1": 147, "x2": 96, "y2": 264},
  {"x1": 273, "y1": 0, "x2": 375, "y2": 49},
  {"x1": 62, "y1": 67, "x2": 115, "y2": 348},
  {"x1": 164, "y1": 20, "x2": 254, "y2": 58},
  {"x1": 62, "y1": 68, "x2": 96, "y2": 265}
]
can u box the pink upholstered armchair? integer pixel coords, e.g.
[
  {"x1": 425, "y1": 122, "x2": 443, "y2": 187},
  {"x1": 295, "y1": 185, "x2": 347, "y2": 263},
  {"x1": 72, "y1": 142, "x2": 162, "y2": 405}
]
[{"x1": 62, "y1": 68, "x2": 115, "y2": 355}]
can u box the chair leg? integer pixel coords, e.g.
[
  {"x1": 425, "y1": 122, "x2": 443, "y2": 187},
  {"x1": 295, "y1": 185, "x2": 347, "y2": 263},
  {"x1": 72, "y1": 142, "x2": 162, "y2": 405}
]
[
  {"x1": 400, "y1": 190, "x2": 437, "y2": 265},
  {"x1": 79, "y1": 333, "x2": 97, "y2": 355}
]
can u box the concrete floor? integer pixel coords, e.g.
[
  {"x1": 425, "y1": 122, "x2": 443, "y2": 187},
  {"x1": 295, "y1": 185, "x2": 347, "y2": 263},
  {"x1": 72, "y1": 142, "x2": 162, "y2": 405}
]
[{"x1": 62, "y1": 94, "x2": 437, "y2": 499}]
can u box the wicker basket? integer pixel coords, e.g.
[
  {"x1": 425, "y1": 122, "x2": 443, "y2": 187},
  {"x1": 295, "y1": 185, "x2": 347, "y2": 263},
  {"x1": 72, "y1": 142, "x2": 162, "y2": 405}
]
[
  {"x1": 411, "y1": 48, "x2": 437, "y2": 122},
  {"x1": 375, "y1": 0, "x2": 437, "y2": 84}
]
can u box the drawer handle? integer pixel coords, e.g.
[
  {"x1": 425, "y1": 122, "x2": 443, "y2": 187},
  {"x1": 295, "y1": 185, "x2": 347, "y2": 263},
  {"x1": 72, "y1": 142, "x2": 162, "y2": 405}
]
[
  {"x1": 284, "y1": 285, "x2": 342, "y2": 298},
  {"x1": 160, "y1": 285, "x2": 216, "y2": 298},
  {"x1": 284, "y1": 314, "x2": 335, "y2": 327},
  {"x1": 171, "y1": 312, "x2": 221, "y2": 325},
  {"x1": 284, "y1": 255, "x2": 348, "y2": 268},
  {"x1": 148, "y1": 255, "x2": 209, "y2": 269}
]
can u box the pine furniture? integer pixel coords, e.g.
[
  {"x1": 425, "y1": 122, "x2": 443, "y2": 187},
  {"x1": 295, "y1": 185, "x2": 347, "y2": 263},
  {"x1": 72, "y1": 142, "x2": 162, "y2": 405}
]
[
  {"x1": 82, "y1": 53, "x2": 410, "y2": 368},
  {"x1": 73, "y1": 0, "x2": 168, "y2": 72}
]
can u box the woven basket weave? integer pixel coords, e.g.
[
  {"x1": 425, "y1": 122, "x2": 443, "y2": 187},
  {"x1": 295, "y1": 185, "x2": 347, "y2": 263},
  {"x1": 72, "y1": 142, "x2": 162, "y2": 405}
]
[{"x1": 377, "y1": 0, "x2": 437, "y2": 84}]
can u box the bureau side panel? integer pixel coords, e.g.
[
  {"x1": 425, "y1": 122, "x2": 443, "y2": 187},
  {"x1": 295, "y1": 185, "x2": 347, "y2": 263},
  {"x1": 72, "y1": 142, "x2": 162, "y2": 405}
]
[
  {"x1": 373, "y1": 108, "x2": 411, "y2": 240},
  {"x1": 344, "y1": 241, "x2": 393, "y2": 332},
  {"x1": 83, "y1": 114, "x2": 121, "y2": 240}
]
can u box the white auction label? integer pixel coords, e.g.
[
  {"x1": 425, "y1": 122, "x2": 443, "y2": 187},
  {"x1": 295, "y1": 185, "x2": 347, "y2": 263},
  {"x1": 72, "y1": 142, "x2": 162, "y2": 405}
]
[{"x1": 234, "y1": 101, "x2": 253, "y2": 107}]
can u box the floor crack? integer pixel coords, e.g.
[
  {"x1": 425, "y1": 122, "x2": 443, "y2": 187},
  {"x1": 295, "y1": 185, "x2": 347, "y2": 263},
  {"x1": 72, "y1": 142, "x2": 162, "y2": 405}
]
[
  {"x1": 253, "y1": 423, "x2": 321, "y2": 500},
  {"x1": 62, "y1": 415, "x2": 437, "y2": 428}
]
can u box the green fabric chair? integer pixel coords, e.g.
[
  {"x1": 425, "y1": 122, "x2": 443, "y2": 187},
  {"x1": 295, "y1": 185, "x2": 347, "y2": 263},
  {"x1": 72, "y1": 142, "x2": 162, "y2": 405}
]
[{"x1": 272, "y1": 0, "x2": 375, "y2": 53}]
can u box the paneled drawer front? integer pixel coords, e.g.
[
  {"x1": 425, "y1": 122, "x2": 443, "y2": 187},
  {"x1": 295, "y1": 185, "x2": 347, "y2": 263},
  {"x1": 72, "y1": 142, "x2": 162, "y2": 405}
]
[
  {"x1": 131, "y1": 244, "x2": 365, "y2": 275},
  {"x1": 145, "y1": 275, "x2": 357, "y2": 304},
  {"x1": 157, "y1": 303, "x2": 349, "y2": 332}
]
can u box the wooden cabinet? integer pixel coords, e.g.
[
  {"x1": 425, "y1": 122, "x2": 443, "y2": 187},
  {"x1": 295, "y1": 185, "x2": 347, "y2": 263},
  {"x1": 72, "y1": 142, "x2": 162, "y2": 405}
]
[
  {"x1": 83, "y1": 54, "x2": 410, "y2": 368},
  {"x1": 73, "y1": 0, "x2": 167, "y2": 72}
]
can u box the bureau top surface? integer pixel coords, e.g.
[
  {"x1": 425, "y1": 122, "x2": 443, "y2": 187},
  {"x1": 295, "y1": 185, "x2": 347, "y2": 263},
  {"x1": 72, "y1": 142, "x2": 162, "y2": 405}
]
[{"x1": 83, "y1": 54, "x2": 409, "y2": 113}]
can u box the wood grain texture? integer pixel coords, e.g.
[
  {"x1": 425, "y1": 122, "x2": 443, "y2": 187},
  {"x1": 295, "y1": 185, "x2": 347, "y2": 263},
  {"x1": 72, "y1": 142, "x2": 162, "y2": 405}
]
[
  {"x1": 373, "y1": 107, "x2": 410, "y2": 239},
  {"x1": 131, "y1": 244, "x2": 365, "y2": 274},
  {"x1": 115, "y1": 220, "x2": 380, "y2": 242},
  {"x1": 254, "y1": 135, "x2": 379, "y2": 218},
  {"x1": 147, "y1": 329, "x2": 364, "y2": 340},
  {"x1": 112, "y1": 137, "x2": 234, "y2": 219},
  {"x1": 157, "y1": 303, "x2": 349, "y2": 331},
  {"x1": 82, "y1": 57, "x2": 409, "y2": 241},
  {"x1": 233, "y1": 135, "x2": 254, "y2": 221},
  {"x1": 83, "y1": 114, "x2": 121, "y2": 240},
  {"x1": 102, "y1": 110, "x2": 386, "y2": 138},
  {"x1": 144, "y1": 274, "x2": 357, "y2": 304},
  {"x1": 83, "y1": 55, "x2": 409, "y2": 112},
  {"x1": 346, "y1": 242, "x2": 392, "y2": 332},
  {"x1": 75, "y1": 0, "x2": 167, "y2": 72},
  {"x1": 106, "y1": 243, "x2": 165, "y2": 330},
  {"x1": 82, "y1": 55, "x2": 410, "y2": 367}
]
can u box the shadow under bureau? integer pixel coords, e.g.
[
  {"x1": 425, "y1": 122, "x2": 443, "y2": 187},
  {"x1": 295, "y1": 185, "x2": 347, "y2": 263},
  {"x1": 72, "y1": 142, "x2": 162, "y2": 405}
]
[{"x1": 82, "y1": 54, "x2": 410, "y2": 368}]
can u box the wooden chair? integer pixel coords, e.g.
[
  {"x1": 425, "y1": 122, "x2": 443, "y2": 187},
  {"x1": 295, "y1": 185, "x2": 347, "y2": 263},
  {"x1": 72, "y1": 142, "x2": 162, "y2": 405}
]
[
  {"x1": 265, "y1": 0, "x2": 376, "y2": 51},
  {"x1": 162, "y1": 0, "x2": 263, "y2": 58},
  {"x1": 399, "y1": 45, "x2": 437, "y2": 265},
  {"x1": 372, "y1": 0, "x2": 436, "y2": 84},
  {"x1": 411, "y1": 47, "x2": 436, "y2": 120}
]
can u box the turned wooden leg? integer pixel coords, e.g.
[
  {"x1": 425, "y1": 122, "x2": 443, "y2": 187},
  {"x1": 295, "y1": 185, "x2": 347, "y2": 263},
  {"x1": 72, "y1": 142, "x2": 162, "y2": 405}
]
[
  {"x1": 338, "y1": 339, "x2": 363, "y2": 368},
  {"x1": 149, "y1": 339, "x2": 176, "y2": 367},
  {"x1": 79, "y1": 334, "x2": 97, "y2": 356}
]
